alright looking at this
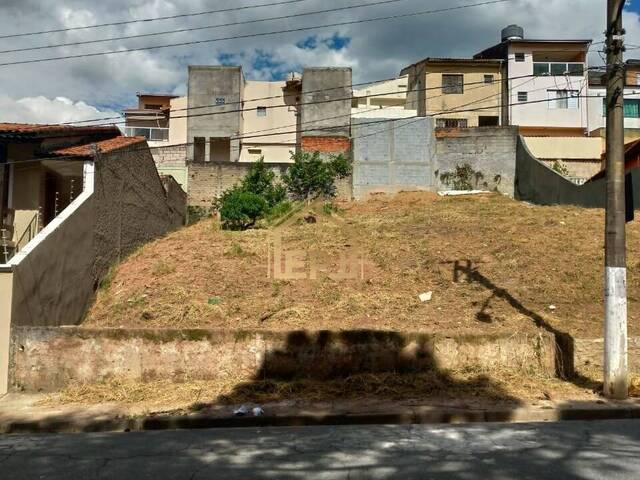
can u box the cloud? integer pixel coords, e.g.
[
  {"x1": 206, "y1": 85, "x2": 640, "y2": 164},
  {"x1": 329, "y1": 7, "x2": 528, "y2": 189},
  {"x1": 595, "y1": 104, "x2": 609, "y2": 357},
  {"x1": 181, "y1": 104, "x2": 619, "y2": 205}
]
[
  {"x1": 0, "y1": 0, "x2": 638, "y2": 124},
  {"x1": 0, "y1": 95, "x2": 122, "y2": 125}
]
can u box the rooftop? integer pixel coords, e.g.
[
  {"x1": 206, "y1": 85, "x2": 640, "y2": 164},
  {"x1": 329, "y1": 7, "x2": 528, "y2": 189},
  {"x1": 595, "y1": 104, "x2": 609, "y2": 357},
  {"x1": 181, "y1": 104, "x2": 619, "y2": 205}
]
[
  {"x1": 50, "y1": 136, "x2": 147, "y2": 158},
  {"x1": 0, "y1": 123, "x2": 121, "y2": 139}
]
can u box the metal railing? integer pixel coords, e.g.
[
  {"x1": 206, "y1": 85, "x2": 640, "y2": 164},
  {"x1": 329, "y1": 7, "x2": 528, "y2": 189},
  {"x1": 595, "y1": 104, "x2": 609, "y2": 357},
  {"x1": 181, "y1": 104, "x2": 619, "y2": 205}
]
[
  {"x1": 15, "y1": 212, "x2": 39, "y2": 253},
  {"x1": 124, "y1": 126, "x2": 169, "y2": 142}
]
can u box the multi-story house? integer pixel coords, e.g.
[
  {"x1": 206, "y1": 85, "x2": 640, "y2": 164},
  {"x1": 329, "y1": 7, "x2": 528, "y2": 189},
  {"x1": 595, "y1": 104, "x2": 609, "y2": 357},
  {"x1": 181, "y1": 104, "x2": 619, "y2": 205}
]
[
  {"x1": 400, "y1": 58, "x2": 504, "y2": 128},
  {"x1": 186, "y1": 66, "x2": 352, "y2": 164},
  {"x1": 475, "y1": 25, "x2": 591, "y2": 136},
  {"x1": 588, "y1": 59, "x2": 640, "y2": 144}
]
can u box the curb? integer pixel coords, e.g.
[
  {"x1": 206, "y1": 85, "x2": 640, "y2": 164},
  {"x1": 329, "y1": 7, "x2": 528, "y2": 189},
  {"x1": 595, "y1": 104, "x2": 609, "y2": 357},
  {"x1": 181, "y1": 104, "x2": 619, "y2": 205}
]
[{"x1": 2, "y1": 404, "x2": 640, "y2": 435}]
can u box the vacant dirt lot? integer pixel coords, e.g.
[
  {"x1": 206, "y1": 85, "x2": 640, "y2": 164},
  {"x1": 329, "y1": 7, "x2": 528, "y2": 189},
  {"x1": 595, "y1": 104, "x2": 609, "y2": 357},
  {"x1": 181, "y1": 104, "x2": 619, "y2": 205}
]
[{"x1": 85, "y1": 192, "x2": 640, "y2": 339}]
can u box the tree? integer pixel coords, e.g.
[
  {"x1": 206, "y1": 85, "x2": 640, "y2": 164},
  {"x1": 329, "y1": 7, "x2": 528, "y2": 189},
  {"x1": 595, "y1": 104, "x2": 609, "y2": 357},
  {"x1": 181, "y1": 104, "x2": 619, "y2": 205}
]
[{"x1": 282, "y1": 151, "x2": 352, "y2": 200}]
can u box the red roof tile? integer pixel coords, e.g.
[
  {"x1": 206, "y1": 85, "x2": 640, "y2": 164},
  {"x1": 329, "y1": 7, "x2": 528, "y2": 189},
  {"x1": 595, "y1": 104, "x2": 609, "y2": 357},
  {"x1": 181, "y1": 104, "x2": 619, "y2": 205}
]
[
  {"x1": 51, "y1": 136, "x2": 147, "y2": 157},
  {"x1": 0, "y1": 122, "x2": 121, "y2": 136}
]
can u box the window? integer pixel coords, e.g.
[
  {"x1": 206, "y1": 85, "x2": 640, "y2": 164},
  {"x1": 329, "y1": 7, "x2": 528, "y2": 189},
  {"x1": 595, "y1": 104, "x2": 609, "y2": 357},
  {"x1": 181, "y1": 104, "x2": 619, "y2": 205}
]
[
  {"x1": 484, "y1": 75, "x2": 494, "y2": 84},
  {"x1": 602, "y1": 98, "x2": 640, "y2": 117},
  {"x1": 256, "y1": 106, "x2": 267, "y2": 117},
  {"x1": 215, "y1": 97, "x2": 225, "y2": 106},
  {"x1": 478, "y1": 116, "x2": 499, "y2": 127},
  {"x1": 436, "y1": 118, "x2": 468, "y2": 128},
  {"x1": 248, "y1": 149, "x2": 262, "y2": 155},
  {"x1": 144, "y1": 104, "x2": 162, "y2": 110},
  {"x1": 442, "y1": 74, "x2": 464, "y2": 94},
  {"x1": 514, "y1": 53, "x2": 525, "y2": 62},
  {"x1": 548, "y1": 90, "x2": 579, "y2": 109},
  {"x1": 533, "y1": 62, "x2": 584, "y2": 76},
  {"x1": 517, "y1": 91, "x2": 528, "y2": 102}
]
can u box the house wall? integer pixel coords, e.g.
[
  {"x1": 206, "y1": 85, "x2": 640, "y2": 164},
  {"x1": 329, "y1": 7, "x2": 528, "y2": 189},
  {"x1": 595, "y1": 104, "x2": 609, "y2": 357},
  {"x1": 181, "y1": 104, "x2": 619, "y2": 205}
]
[
  {"x1": 352, "y1": 77, "x2": 408, "y2": 108},
  {"x1": 0, "y1": 271, "x2": 13, "y2": 396},
  {"x1": 239, "y1": 81, "x2": 297, "y2": 163},
  {"x1": 426, "y1": 64, "x2": 503, "y2": 127},
  {"x1": 506, "y1": 44, "x2": 589, "y2": 131},
  {"x1": 168, "y1": 96, "x2": 188, "y2": 145},
  {"x1": 587, "y1": 86, "x2": 640, "y2": 132},
  {"x1": 301, "y1": 67, "x2": 351, "y2": 137},
  {"x1": 187, "y1": 66, "x2": 243, "y2": 162}
]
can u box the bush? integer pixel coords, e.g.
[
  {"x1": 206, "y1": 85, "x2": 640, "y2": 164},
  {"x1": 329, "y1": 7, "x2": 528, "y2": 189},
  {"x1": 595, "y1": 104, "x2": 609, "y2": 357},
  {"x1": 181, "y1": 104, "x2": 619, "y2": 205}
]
[
  {"x1": 241, "y1": 158, "x2": 287, "y2": 207},
  {"x1": 282, "y1": 151, "x2": 352, "y2": 200},
  {"x1": 219, "y1": 187, "x2": 268, "y2": 230},
  {"x1": 552, "y1": 160, "x2": 570, "y2": 177},
  {"x1": 439, "y1": 163, "x2": 484, "y2": 191}
]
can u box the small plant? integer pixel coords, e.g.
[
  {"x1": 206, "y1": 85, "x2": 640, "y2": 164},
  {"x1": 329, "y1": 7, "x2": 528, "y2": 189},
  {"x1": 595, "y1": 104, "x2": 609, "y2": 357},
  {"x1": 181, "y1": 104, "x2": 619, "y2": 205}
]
[
  {"x1": 552, "y1": 160, "x2": 570, "y2": 177},
  {"x1": 151, "y1": 261, "x2": 175, "y2": 276},
  {"x1": 282, "y1": 151, "x2": 352, "y2": 200},
  {"x1": 219, "y1": 187, "x2": 268, "y2": 230},
  {"x1": 187, "y1": 206, "x2": 212, "y2": 225},
  {"x1": 225, "y1": 242, "x2": 254, "y2": 257},
  {"x1": 439, "y1": 164, "x2": 476, "y2": 190},
  {"x1": 323, "y1": 202, "x2": 339, "y2": 215},
  {"x1": 207, "y1": 296, "x2": 222, "y2": 305}
]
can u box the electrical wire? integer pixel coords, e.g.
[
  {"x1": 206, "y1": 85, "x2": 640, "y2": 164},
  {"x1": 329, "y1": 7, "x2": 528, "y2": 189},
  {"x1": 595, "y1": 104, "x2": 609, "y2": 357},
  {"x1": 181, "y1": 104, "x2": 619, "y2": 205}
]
[{"x1": 0, "y1": 0, "x2": 514, "y2": 68}]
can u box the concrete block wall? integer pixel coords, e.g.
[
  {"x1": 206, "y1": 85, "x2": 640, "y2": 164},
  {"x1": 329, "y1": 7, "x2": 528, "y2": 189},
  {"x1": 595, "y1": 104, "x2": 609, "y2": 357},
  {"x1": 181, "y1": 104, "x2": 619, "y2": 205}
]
[
  {"x1": 301, "y1": 67, "x2": 352, "y2": 141},
  {"x1": 435, "y1": 126, "x2": 519, "y2": 196},
  {"x1": 187, "y1": 162, "x2": 290, "y2": 207},
  {"x1": 352, "y1": 117, "x2": 436, "y2": 199},
  {"x1": 152, "y1": 144, "x2": 187, "y2": 167}
]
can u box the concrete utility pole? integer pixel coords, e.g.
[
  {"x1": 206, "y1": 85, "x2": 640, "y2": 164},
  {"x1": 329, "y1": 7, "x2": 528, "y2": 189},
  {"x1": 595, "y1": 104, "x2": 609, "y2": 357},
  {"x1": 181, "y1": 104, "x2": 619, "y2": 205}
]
[{"x1": 604, "y1": 0, "x2": 628, "y2": 399}]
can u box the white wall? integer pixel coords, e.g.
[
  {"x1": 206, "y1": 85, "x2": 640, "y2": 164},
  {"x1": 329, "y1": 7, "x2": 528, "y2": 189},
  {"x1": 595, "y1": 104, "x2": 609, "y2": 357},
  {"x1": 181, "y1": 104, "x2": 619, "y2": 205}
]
[
  {"x1": 507, "y1": 46, "x2": 588, "y2": 130},
  {"x1": 588, "y1": 86, "x2": 640, "y2": 131}
]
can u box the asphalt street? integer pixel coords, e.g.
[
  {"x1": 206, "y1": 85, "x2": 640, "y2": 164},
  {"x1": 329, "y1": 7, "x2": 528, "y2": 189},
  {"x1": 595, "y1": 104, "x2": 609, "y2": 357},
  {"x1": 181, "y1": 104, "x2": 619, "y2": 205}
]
[{"x1": 2, "y1": 419, "x2": 640, "y2": 479}]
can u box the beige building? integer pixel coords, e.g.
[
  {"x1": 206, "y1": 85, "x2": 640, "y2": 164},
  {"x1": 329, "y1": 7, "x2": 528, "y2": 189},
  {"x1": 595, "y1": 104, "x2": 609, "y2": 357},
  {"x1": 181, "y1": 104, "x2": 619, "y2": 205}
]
[
  {"x1": 352, "y1": 76, "x2": 408, "y2": 109},
  {"x1": 401, "y1": 58, "x2": 504, "y2": 128}
]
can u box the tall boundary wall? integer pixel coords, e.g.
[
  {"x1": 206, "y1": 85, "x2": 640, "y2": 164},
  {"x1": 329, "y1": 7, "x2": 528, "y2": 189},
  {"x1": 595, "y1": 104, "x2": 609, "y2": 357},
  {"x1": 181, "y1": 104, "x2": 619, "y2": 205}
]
[
  {"x1": 0, "y1": 145, "x2": 186, "y2": 394},
  {"x1": 515, "y1": 135, "x2": 640, "y2": 208},
  {"x1": 351, "y1": 122, "x2": 518, "y2": 200}
]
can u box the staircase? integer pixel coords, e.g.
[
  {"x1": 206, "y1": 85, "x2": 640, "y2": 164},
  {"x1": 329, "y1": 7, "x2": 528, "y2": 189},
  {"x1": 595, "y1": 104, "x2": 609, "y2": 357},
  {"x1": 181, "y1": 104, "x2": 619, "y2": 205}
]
[
  {"x1": 1, "y1": 209, "x2": 40, "y2": 264},
  {"x1": 1, "y1": 208, "x2": 16, "y2": 264}
]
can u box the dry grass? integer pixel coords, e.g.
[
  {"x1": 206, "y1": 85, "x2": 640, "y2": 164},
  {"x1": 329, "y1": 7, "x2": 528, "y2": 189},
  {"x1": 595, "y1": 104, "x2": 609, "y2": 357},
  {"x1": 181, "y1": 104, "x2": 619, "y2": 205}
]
[
  {"x1": 85, "y1": 192, "x2": 640, "y2": 338},
  {"x1": 45, "y1": 366, "x2": 609, "y2": 409}
]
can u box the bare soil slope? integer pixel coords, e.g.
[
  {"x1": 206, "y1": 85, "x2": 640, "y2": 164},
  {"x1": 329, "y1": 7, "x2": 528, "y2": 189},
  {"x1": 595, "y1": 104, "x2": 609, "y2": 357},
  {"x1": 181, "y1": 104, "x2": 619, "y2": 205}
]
[{"x1": 86, "y1": 192, "x2": 640, "y2": 338}]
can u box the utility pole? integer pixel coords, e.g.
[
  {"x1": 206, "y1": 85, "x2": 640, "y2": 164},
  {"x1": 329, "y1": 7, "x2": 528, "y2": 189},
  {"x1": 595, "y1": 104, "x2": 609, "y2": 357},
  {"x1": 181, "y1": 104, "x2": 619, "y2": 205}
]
[{"x1": 604, "y1": 0, "x2": 628, "y2": 399}]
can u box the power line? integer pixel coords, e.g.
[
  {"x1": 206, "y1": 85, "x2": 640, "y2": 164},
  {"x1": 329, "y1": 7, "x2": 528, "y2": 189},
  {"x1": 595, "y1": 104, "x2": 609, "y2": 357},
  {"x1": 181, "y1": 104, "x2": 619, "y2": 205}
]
[
  {"x1": 0, "y1": 0, "x2": 315, "y2": 40},
  {"x1": 4, "y1": 92, "x2": 603, "y2": 167},
  {"x1": 0, "y1": 0, "x2": 412, "y2": 55},
  {"x1": 40, "y1": 72, "x2": 543, "y2": 131},
  {"x1": 0, "y1": 0, "x2": 513, "y2": 68}
]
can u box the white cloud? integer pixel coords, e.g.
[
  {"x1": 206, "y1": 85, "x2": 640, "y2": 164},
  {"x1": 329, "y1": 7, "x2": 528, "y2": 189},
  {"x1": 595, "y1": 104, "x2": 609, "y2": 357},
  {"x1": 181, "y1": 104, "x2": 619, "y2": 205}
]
[
  {"x1": 0, "y1": 0, "x2": 639, "y2": 124},
  {"x1": 0, "y1": 95, "x2": 122, "y2": 125}
]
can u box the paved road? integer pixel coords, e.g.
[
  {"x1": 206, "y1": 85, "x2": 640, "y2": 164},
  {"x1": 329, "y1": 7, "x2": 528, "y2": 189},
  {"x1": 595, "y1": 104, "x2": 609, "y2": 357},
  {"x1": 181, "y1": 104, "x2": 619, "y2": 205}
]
[{"x1": 2, "y1": 420, "x2": 640, "y2": 479}]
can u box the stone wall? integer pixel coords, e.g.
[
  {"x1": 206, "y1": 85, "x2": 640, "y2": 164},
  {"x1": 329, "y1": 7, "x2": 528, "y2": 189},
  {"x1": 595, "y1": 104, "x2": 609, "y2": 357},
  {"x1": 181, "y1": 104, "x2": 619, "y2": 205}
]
[{"x1": 10, "y1": 327, "x2": 557, "y2": 392}]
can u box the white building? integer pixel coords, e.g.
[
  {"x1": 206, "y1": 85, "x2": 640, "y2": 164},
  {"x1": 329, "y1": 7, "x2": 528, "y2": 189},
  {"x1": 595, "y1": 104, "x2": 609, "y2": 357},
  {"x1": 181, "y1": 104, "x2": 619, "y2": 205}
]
[
  {"x1": 588, "y1": 60, "x2": 640, "y2": 136},
  {"x1": 475, "y1": 25, "x2": 591, "y2": 136}
]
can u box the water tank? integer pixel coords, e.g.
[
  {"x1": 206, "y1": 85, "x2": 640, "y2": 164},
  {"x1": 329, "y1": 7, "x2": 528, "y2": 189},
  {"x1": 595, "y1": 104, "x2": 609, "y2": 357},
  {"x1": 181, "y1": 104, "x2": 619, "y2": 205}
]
[{"x1": 501, "y1": 24, "x2": 524, "y2": 42}]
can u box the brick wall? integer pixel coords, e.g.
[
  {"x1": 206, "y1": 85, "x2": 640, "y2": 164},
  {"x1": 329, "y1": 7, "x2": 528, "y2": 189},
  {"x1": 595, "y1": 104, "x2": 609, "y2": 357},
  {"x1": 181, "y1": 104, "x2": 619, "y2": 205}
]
[{"x1": 301, "y1": 136, "x2": 350, "y2": 154}]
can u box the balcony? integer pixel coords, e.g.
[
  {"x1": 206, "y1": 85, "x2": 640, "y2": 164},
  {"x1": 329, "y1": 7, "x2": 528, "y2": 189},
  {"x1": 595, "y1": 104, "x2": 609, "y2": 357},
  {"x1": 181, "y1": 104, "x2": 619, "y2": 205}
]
[
  {"x1": 124, "y1": 126, "x2": 169, "y2": 142},
  {"x1": 533, "y1": 62, "x2": 584, "y2": 77}
]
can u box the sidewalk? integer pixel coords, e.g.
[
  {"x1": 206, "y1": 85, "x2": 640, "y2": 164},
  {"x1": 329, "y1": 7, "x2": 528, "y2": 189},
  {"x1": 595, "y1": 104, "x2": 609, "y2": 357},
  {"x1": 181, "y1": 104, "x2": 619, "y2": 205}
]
[{"x1": 2, "y1": 393, "x2": 640, "y2": 434}]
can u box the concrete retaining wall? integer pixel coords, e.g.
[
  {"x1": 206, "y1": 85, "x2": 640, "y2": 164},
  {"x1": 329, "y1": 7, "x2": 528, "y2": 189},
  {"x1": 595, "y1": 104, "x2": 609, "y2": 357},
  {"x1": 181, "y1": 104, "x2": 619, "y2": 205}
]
[{"x1": 10, "y1": 327, "x2": 557, "y2": 392}]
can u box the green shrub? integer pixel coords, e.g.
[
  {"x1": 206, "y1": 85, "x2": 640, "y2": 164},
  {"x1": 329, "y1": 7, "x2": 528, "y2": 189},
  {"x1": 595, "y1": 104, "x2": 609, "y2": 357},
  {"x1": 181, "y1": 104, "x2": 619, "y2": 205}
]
[
  {"x1": 241, "y1": 158, "x2": 287, "y2": 207},
  {"x1": 219, "y1": 187, "x2": 268, "y2": 230},
  {"x1": 282, "y1": 151, "x2": 352, "y2": 200},
  {"x1": 552, "y1": 160, "x2": 570, "y2": 177}
]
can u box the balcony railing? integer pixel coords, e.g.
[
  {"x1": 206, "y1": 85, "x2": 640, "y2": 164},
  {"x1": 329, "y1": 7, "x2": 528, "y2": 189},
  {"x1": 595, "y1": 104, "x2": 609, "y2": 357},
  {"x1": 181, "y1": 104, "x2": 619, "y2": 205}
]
[
  {"x1": 533, "y1": 62, "x2": 584, "y2": 77},
  {"x1": 124, "y1": 126, "x2": 169, "y2": 142}
]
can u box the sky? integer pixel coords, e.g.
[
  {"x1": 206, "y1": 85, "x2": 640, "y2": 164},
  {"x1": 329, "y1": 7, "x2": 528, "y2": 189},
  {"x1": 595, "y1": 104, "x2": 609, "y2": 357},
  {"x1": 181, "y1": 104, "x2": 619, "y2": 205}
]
[{"x1": 0, "y1": 0, "x2": 639, "y2": 125}]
